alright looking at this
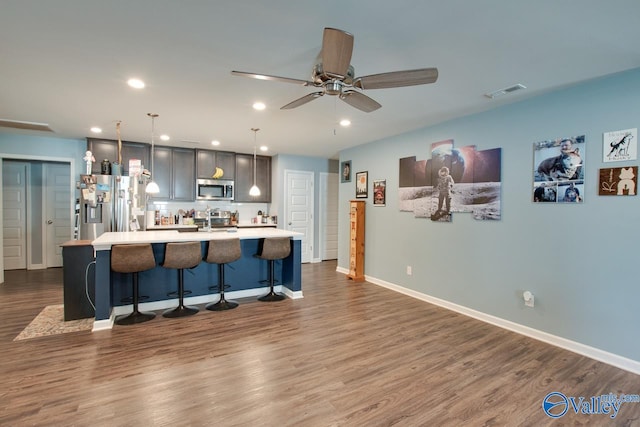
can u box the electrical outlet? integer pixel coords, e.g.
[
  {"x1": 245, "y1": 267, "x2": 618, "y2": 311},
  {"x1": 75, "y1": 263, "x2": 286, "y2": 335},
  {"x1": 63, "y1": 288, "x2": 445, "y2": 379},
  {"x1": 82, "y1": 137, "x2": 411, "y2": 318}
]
[
  {"x1": 406, "y1": 266, "x2": 412, "y2": 275},
  {"x1": 523, "y1": 291, "x2": 534, "y2": 308}
]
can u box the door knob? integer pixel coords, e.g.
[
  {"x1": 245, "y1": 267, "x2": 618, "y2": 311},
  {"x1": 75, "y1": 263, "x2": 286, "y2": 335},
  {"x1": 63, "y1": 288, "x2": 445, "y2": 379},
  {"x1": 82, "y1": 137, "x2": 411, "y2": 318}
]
[
  {"x1": 47, "y1": 220, "x2": 53, "y2": 224},
  {"x1": 288, "y1": 222, "x2": 292, "y2": 225}
]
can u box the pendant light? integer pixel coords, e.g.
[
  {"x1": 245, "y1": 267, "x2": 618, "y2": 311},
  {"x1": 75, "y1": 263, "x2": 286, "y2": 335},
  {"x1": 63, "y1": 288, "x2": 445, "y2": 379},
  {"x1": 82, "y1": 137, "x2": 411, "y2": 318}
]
[
  {"x1": 145, "y1": 113, "x2": 160, "y2": 194},
  {"x1": 249, "y1": 128, "x2": 261, "y2": 197}
]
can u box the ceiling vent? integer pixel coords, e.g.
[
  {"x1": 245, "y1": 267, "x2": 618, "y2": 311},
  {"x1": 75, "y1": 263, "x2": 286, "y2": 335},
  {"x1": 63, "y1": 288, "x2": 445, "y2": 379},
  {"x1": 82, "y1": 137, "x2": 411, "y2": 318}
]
[
  {"x1": 0, "y1": 119, "x2": 54, "y2": 132},
  {"x1": 484, "y1": 84, "x2": 527, "y2": 99}
]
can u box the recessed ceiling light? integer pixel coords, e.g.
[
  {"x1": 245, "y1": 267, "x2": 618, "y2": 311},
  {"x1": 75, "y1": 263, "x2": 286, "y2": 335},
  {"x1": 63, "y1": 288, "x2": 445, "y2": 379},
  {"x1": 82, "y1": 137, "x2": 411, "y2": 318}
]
[
  {"x1": 260, "y1": 145, "x2": 268, "y2": 152},
  {"x1": 340, "y1": 119, "x2": 351, "y2": 127},
  {"x1": 211, "y1": 140, "x2": 220, "y2": 146},
  {"x1": 90, "y1": 127, "x2": 102, "y2": 133},
  {"x1": 127, "y1": 78, "x2": 145, "y2": 89},
  {"x1": 253, "y1": 102, "x2": 266, "y2": 111},
  {"x1": 160, "y1": 134, "x2": 170, "y2": 141}
]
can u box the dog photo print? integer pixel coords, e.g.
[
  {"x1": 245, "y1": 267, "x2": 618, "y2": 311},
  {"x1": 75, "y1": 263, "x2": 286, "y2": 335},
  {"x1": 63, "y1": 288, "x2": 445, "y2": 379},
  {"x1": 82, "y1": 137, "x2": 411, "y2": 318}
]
[
  {"x1": 603, "y1": 128, "x2": 637, "y2": 163},
  {"x1": 533, "y1": 135, "x2": 585, "y2": 203}
]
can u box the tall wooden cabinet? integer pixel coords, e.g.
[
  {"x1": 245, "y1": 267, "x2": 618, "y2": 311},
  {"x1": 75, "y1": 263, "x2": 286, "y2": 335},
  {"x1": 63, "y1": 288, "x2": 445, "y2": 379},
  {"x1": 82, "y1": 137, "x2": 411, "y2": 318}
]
[{"x1": 348, "y1": 200, "x2": 365, "y2": 282}]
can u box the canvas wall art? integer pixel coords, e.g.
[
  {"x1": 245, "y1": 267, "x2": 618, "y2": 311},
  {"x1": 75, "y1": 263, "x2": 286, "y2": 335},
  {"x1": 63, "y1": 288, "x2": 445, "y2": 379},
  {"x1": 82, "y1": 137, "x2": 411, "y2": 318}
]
[
  {"x1": 398, "y1": 139, "x2": 502, "y2": 221},
  {"x1": 533, "y1": 135, "x2": 585, "y2": 203}
]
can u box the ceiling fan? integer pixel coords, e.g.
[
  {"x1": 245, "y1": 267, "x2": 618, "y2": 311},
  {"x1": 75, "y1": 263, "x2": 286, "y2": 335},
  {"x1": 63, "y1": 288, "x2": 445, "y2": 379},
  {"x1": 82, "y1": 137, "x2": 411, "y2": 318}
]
[{"x1": 231, "y1": 27, "x2": 438, "y2": 113}]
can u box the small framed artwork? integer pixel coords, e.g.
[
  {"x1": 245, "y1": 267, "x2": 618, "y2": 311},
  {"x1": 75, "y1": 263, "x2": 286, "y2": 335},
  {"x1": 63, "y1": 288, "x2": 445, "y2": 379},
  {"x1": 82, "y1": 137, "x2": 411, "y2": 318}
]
[
  {"x1": 603, "y1": 128, "x2": 637, "y2": 163},
  {"x1": 599, "y1": 166, "x2": 637, "y2": 196},
  {"x1": 355, "y1": 171, "x2": 368, "y2": 198},
  {"x1": 373, "y1": 179, "x2": 386, "y2": 206},
  {"x1": 341, "y1": 160, "x2": 352, "y2": 183}
]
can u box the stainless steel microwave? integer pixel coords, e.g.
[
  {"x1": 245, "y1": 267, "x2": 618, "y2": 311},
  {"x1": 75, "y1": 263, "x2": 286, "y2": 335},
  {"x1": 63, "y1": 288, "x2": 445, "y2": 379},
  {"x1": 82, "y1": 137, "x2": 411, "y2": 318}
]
[{"x1": 196, "y1": 179, "x2": 234, "y2": 201}]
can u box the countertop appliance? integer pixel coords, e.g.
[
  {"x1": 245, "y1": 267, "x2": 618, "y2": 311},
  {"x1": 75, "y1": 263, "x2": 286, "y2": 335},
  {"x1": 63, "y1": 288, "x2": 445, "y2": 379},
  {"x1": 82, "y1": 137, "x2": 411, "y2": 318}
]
[
  {"x1": 196, "y1": 178, "x2": 234, "y2": 201},
  {"x1": 194, "y1": 209, "x2": 236, "y2": 230}
]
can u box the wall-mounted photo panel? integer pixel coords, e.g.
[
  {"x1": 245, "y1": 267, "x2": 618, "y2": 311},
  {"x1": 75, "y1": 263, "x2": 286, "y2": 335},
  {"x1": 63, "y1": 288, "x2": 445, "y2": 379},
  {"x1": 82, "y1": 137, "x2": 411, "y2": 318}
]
[
  {"x1": 533, "y1": 135, "x2": 585, "y2": 204},
  {"x1": 398, "y1": 139, "x2": 502, "y2": 221}
]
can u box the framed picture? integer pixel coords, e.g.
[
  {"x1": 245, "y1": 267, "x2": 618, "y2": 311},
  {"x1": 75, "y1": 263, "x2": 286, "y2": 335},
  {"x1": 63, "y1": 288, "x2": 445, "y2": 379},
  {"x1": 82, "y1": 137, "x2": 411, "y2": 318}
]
[
  {"x1": 373, "y1": 179, "x2": 386, "y2": 206},
  {"x1": 341, "y1": 160, "x2": 352, "y2": 183},
  {"x1": 355, "y1": 171, "x2": 368, "y2": 198},
  {"x1": 599, "y1": 166, "x2": 637, "y2": 196},
  {"x1": 603, "y1": 128, "x2": 637, "y2": 163}
]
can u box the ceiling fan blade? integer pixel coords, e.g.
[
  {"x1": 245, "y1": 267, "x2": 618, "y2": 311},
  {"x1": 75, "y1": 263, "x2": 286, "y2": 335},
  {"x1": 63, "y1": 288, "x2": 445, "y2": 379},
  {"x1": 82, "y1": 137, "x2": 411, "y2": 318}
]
[
  {"x1": 321, "y1": 28, "x2": 354, "y2": 79},
  {"x1": 231, "y1": 70, "x2": 313, "y2": 86},
  {"x1": 353, "y1": 68, "x2": 438, "y2": 90},
  {"x1": 281, "y1": 92, "x2": 324, "y2": 110},
  {"x1": 340, "y1": 90, "x2": 382, "y2": 113}
]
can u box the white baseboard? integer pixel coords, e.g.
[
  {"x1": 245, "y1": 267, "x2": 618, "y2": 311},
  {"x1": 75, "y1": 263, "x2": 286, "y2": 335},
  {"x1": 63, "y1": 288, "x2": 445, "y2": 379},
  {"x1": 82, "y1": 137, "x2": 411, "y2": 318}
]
[{"x1": 335, "y1": 266, "x2": 640, "y2": 375}]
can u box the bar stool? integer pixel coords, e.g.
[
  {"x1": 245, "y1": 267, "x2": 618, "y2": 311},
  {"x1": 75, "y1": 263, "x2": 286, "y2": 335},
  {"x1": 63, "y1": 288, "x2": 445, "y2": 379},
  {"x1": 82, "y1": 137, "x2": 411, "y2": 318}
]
[
  {"x1": 204, "y1": 238, "x2": 241, "y2": 311},
  {"x1": 111, "y1": 243, "x2": 157, "y2": 325},
  {"x1": 162, "y1": 241, "x2": 202, "y2": 318},
  {"x1": 255, "y1": 237, "x2": 291, "y2": 302}
]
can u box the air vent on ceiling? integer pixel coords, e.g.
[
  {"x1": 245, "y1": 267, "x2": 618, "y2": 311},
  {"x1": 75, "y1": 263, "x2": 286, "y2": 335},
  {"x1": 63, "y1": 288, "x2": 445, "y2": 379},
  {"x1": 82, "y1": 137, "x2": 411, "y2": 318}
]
[
  {"x1": 180, "y1": 140, "x2": 201, "y2": 145},
  {"x1": 484, "y1": 84, "x2": 527, "y2": 99},
  {"x1": 0, "y1": 119, "x2": 54, "y2": 132}
]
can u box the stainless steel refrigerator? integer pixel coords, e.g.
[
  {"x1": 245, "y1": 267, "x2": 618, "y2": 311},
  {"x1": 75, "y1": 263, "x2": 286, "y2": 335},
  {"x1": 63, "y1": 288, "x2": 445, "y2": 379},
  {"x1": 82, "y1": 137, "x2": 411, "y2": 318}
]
[{"x1": 79, "y1": 174, "x2": 148, "y2": 240}]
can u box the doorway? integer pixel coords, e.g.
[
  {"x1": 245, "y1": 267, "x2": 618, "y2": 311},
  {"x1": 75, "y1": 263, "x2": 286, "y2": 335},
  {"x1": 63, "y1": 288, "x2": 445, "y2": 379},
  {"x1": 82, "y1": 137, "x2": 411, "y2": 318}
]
[
  {"x1": 319, "y1": 172, "x2": 338, "y2": 260},
  {"x1": 2, "y1": 159, "x2": 72, "y2": 274},
  {"x1": 284, "y1": 170, "x2": 314, "y2": 263}
]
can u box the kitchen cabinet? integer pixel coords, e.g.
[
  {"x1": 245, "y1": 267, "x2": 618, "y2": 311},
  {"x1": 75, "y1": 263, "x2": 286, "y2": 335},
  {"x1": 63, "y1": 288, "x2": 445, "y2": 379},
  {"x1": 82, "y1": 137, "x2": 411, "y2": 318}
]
[
  {"x1": 234, "y1": 153, "x2": 271, "y2": 203},
  {"x1": 196, "y1": 149, "x2": 235, "y2": 179},
  {"x1": 151, "y1": 146, "x2": 195, "y2": 201},
  {"x1": 347, "y1": 200, "x2": 365, "y2": 282},
  {"x1": 86, "y1": 138, "x2": 149, "y2": 175},
  {"x1": 61, "y1": 240, "x2": 95, "y2": 320}
]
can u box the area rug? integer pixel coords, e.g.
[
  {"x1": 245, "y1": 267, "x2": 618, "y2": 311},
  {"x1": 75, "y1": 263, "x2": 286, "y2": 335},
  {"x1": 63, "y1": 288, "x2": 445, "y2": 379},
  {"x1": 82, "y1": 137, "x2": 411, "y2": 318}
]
[{"x1": 14, "y1": 304, "x2": 93, "y2": 341}]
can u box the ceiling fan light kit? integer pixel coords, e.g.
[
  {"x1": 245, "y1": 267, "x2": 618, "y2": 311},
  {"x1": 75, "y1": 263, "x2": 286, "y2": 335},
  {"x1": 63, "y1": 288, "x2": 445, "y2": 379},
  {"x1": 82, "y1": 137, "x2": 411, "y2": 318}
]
[{"x1": 231, "y1": 27, "x2": 438, "y2": 113}]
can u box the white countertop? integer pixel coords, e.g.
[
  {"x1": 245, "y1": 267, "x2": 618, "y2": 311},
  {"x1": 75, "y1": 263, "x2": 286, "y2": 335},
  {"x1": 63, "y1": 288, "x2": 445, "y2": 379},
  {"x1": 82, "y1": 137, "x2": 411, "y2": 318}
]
[{"x1": 92, "y1": 228, "x2": 303, "y2": 251}]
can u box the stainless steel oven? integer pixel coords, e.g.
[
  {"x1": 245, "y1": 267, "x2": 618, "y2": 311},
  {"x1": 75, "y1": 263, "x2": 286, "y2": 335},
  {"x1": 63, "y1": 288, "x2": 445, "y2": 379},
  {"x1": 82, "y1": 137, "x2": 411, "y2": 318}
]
[{"x1": 196, "y1": 179, "x2": 234, "y2": 201}]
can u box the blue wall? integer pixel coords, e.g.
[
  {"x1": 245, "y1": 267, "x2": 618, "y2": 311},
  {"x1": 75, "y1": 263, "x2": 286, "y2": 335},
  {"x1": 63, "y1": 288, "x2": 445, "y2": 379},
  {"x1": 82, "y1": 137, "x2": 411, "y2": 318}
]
[
  {"x1": 339, "y1": 68, "x2": 640, "y2": 363},
  {"x1": 0, "y1": 132, "x2": 86, "y2": 167}
]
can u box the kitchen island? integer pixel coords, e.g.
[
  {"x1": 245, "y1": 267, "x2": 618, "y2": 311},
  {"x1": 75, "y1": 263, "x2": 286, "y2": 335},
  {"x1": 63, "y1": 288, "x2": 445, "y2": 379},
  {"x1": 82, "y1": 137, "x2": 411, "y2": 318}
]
[{"x1": 91, "y1": 228, "x2": 302, "y2": 330}]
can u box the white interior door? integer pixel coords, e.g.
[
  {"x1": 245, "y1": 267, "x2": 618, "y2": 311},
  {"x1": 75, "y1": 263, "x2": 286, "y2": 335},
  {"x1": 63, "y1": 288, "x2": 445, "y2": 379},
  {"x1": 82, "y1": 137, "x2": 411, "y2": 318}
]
[
  {"x1": 2, "y1": 161, "x2": 27, "y2": 270},
  {"x1": 45, "y1": 163, "x2": 71, "y2": 267},
  {"x1": 319, "y1": 172, "x2": 338, "y2": 260},
  {"x1": 284, "y1": 170, "x2": 314, "y2": 263}
]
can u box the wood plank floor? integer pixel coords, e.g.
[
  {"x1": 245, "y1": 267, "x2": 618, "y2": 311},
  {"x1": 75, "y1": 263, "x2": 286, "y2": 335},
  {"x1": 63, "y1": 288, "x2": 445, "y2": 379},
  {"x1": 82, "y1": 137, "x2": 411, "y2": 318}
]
[{"x1": 1, "y1": 262, "x2": 639, "y2": 426}]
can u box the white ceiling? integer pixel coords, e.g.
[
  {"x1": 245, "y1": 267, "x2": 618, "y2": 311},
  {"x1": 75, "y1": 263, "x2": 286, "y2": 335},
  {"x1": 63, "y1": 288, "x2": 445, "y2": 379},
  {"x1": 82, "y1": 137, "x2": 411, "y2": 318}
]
[{"x1": 1, "y1": 0, "x2": 640, "y2": 159}]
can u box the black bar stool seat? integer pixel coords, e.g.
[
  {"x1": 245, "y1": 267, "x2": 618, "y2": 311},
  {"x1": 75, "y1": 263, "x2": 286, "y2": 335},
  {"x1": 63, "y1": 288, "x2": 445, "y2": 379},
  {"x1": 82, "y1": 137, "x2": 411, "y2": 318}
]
[
  {"x1": 205, "y1": 238, "x2": 241, "y2": 311},
  {"x1": 111, "y1": 243, "x2": 157, "y2": 325},
  {"x1": 255, "y1": 237, "x2": 291, "y2": 302},
  {"x1": 161, "y1": 241, "x2": 202, "y2": 318}
]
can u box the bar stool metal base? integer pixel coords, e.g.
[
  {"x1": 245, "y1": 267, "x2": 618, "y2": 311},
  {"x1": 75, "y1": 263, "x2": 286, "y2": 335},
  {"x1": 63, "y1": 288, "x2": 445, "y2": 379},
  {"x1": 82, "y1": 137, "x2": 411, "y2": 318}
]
[
  {"x1": 163, "y1": 305, "x2": 199, "y2": 318},
  {"x1": 115, "y1": 310, "x2": 156, "y2": 325},
  {"x1": 258, "y1": 291, "x2": 286, "y2": 302},
  {"x1": 206, "y1": 298, "x2": 239, "y2": 311}
]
